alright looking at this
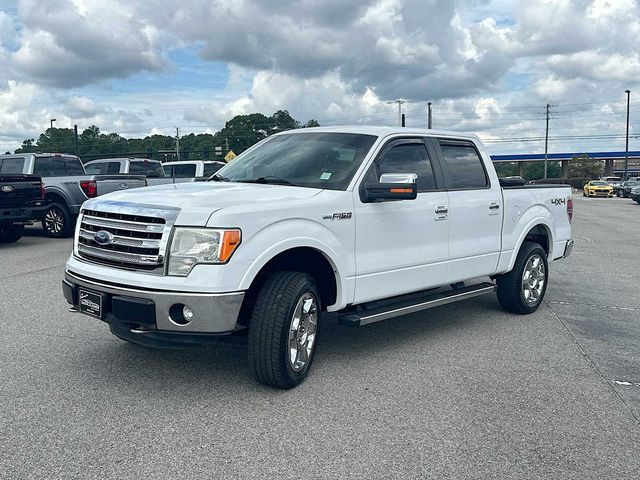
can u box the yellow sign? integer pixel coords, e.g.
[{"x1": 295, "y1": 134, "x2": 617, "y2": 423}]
[{"x1": 224, "y1": 150, "x2": 237, "y2": 162}]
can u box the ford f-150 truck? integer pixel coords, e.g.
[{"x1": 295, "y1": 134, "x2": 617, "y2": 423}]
[
  {"x1": 62, "y1": 127, "x2": 573, "y2": 389},
  {"x1": 0, "y1": 173, "x2": 45, "y2": 243},
  {"x1": 0, "y1": 154, "x2": 147, "y2": 237}
]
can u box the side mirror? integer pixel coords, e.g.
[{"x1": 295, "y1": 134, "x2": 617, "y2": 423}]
[{"x1": 364, "y1": 173, "x2": 417, "y2": 203}]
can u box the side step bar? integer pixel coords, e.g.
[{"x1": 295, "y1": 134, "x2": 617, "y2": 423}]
[{"x1": 338, "y1": 282, "x2": 496, "y2": 327}]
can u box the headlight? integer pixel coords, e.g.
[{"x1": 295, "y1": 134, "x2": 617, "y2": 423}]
[{"x1": 168, "y1": 228, "x2": 241, "y2": 276}]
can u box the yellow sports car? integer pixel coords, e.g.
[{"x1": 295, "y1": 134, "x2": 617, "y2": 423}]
[{"x1": 583, "y1": 180, "x2": 613, "y2": 197}]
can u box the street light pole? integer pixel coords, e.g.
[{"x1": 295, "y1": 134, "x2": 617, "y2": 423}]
[{"x1": 625, "y1": 89, "x2": 631, "y2": 180}]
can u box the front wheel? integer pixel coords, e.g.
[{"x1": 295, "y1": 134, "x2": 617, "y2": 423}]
[
  {"x1": 496, "y1": 242, "x2": 548, "y2": 314},
  {"x1": 248, "y1": 271, "x2": 321, "y2": 389},
  {"x1": 42, "y1": 203, "x2": 74, "y2": 237}
]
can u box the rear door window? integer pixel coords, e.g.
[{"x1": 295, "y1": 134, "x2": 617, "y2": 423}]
[
  {"x1": 439, "y1": 141, "x2": 488, "y2": 189},
  {"x1": 65, "y1": 157, "x2": 86, "y2": 175},
  {"x1": 173, "y1": 164, "x2": 197, "y2": 178},
  {"x1": 203, "y1": 163, "x2": 224, "y2": 177},
  {"x1": 0, "y1": 158, "x2": 26, "y2": 173},
  {"x1": 129, "y1": 161, "x2": 165, "y2": 178},
  {"x1": 84, "y1": 163, "x2": 103, "y2": 174},
  {"x1": 105, "y1": 162, "x2": 122, "y2": 174}
]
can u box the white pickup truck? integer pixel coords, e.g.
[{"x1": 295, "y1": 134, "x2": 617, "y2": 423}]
[{"x1": 62, "y1": 127, "x2": 573, "y2": 389}]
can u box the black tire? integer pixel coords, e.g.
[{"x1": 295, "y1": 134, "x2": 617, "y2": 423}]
[
  {"x1": 42, "y1": 202, "x2": 74, "y2": 237},
  {"x1": 0, "y1": 224, "x2": 24, "y2": 243},
  {"x1": 248, "y1": 271, "x2": 322, "y2": 389},
  {"x1": 496, "y1": 241, "x2": 548, "y2": 315}
]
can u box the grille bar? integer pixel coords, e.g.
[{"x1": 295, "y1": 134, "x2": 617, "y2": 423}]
[
  {"x1": 79, "y1": 228, "x2": 161, "y2": 249},
  {"x1": 81, "y1": 215, "x2": 165, "y2": 233},
  {"x1": 78, "y1": 243, "x2": 161, "y2": 266}
]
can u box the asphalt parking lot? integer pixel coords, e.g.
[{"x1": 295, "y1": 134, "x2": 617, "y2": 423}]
[{"x1": 1, "y1": 195, "x2": 639, "y2": 479}]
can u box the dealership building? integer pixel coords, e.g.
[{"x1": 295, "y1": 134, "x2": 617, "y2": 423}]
[{"x1": 491, "y1": 150, "x2": 640, "y2": 177}]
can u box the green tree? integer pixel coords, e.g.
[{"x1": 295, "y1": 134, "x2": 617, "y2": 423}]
[{"x1": 569, "y1": 154, "x2": 603, "y2": 179}]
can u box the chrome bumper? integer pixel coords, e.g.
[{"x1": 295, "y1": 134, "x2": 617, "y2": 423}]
[{"x1": 64, "y1": 269, "x2": 244, "y2": 334}]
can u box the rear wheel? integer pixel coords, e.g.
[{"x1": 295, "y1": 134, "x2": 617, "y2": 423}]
[
  {"x1": 0, "y1": 224, "x2": 24, "y2": 243},
  {"x1": 496, "y1": 242, "x2": 548, "y2": 314},
  {"x1": 42, "y1": 202, "x2": 74, "y2": 237},
  {"x1": 248, "y1": 271, "x2": 321, "y2": 389}
]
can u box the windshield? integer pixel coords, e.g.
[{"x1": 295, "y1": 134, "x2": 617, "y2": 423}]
[
  {"x1": 216, "y1": 132, "x2": 377, "y2": 190},
  {"x1": 591, "y1": 181, "x2": 609, "y2": 186},
  {"x1": 130, "y1": 161, "x2": 165, "y2": 178}
]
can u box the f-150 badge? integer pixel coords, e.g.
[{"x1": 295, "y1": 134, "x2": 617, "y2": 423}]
[{"x1": 323, "y1": 212, "x2": 352, "y2": 220}]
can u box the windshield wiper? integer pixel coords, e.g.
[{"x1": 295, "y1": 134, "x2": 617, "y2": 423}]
[
  {"x1": 238, "y1": 176, "x2": 298, "y2": 186},
  {"x1": 208, "y1": 173, "x2": 230, "y2": 182}
]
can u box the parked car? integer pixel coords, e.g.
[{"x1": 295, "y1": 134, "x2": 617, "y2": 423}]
[
  {"x1": 630, "y1": 185, "x2": 640, "y2": 204},
  {"x1": 583, "y1": 180, "x2": 613, "y2": 197},
  {"x1": 63, "y1": 126, "x2": 573, "y2": 389},
  {"x1": 84, "y1": 158, "x2": 172, "y2": 186},
  {"x1": 162, "y1": 160, "x2": 226, "y2": 180},
  {"x1": 602, "y1": 176, "x2": 623, "y2": 193},
  {"x1": 0, "y1": 153, "x2": 147, "y2": 237},
  {"x1": 617, "y1": 180, "x2": 640, "y2": 198},
  {"x1": 0, "y1": 172, "x2": 45, "y2": 243}
]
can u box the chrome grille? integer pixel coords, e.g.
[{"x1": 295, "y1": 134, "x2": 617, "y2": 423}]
[{"x1": 77, "y1": 207, "x2": 175, "y2": 273}]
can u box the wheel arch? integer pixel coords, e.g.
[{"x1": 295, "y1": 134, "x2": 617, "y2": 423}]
[
  {"x1": 238, "y1": 245, "x2": 343, "y2": 326},
  {"x1": 508, "y1": 221, "x2": 553, "y2": 272}
]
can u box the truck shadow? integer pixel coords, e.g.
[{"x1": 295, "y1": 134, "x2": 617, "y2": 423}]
[{"x1": 77, "y1": 295, "x2": 506, "y2": 394}]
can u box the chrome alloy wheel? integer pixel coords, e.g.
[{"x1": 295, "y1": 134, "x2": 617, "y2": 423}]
[
  {"x1": 288, "y1": 292, "x2": 318, "y2": 372},
  {"x1": 44, "y1": 206, "x2": 64, "y2": 234},
  {"x1": 522, "y1": 254, "x2": 545, "y2": 305}
]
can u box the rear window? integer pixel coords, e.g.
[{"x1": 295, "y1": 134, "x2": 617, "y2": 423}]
[
  {"x1": 440, "y1": 142, "x2": 488, "y2": 189},
  {"x1": 129, "y1": 161, "x2": 165, "y2": 178},
  {"x1": 84, "y1": 163, "x2": 102, "y2": 174},
  {"x1": 0, "y1": 158, "x2": 25, "y2": 174},
  {"x1": 203, "y1": 162, "x2": 224, "y2": 177},
  {"x1": 105, "y1": 162, "x2": 122, "y2": 174}
]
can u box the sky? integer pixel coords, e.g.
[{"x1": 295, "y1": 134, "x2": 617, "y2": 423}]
[{"x1": 0, "y1": 0, "x2": 639, "y2": 155}]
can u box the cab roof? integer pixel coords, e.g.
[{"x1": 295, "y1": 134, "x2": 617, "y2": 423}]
[{"x1": 274, "y1": 125, "x2": 481, "y2": 142}]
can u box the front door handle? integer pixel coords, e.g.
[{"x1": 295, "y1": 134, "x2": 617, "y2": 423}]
[
  {"x1": 489, "y1": 202, "x2": 500, "y2": 215},
  {"x1": 434, "y1": 205, "x2": 448, "y2": 221}
]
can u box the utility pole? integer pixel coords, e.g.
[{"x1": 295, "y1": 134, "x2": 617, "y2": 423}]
[
  {"x1": 625, "y1": 89, "x2": 631, "y2": 180},
  {"x1": 387, "y1": 99, "x2": 410, "y2": 126},
  {"x1": 74, "y1": 125, "x2": 79, "y2": 156},
  {"x1": 427, "y1": 102, "x2": 432, "y2": 129},
  {"x1": 50, "y1": 118, "x2": 56, "y2": 129},
  {"x1": 401, "y1": 114, "x2": 406, "y2": 127},
  {"x1": 544, "y1": 103, "x2": 550, "y2": 179},
  {"x1": 175, "y1": 127, "x2": 180, "y2": 161},
  {"x1": 225, "y1": 137, "x2": 230, "y2": 153}
]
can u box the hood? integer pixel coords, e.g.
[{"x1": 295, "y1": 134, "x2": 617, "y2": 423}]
[{"x1": 83, "y1": 182, "x2": 322, "y2": 225}]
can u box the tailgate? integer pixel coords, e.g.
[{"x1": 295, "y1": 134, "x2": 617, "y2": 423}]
[
  {"x1": 0, "y1": 175, "x2": 42, "y2": 207},
  {"x1": 95, "y1": 175, "x2": 147, "y2": 195}
]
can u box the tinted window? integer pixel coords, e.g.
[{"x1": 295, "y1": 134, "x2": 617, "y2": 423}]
[
  {"x1": 440, "y1": 143, "x2": 488, "y2": 189},
  {"x1": 0, "y1": 158, "x2": 25, "y2": 173},
  {"x1": 369, "y1": 142, "x2": 436, "y2": 192},
  {"x1": 34, "y1": 157, "x2": 68, "y2": 177},
  {"x1": 105, "y1": 162, "x2": 121, "y2": 174},
  {"x1": 173, "y1": 164, "x2": 197, "y2": 178},
  {"x1": 84, "y1": 163, "x2": 102, "y2": 174},
  {"x1": 129, "y1": 161, "x2": 165, "y2": 178},
  {"x1": 163, "y1": 165, "x2": 172, "y2": 177},
  {"x1": 203, "y1": 162, "x2": 224, "y2": 177}
]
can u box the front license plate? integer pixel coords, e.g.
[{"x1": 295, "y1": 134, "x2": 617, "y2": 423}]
[{"x1": 78, "y1": 289, "x2": 104, "y2": 319}]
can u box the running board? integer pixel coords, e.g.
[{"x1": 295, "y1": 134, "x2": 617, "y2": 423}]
[{"x1": 338, "y1": 282, "x2": 496, "y2": 327}]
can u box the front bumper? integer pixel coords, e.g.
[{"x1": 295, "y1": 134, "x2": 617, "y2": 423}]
[{"x1": 63, "y1": 269, "x2": 245, "y2": 339}]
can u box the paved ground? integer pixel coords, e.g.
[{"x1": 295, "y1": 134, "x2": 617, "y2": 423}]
[{"x1": 1, "y1": 196, "x2": 639, "y2": 479}]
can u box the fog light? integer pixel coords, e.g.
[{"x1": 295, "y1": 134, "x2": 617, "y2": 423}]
[{"x1": 183, "y1": 305, "x2": 194, "y2": 322}]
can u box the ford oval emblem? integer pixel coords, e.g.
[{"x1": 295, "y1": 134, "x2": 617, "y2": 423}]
[
  {"x1": 1, "y1": 185, "x2": 14, "y2": 192},
  {"x1": 119, "y1": 183, "x2": 128, "y2": 189},
  {"x1": 93, "y1": 230, "x2": 114, "y2": 245}
]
